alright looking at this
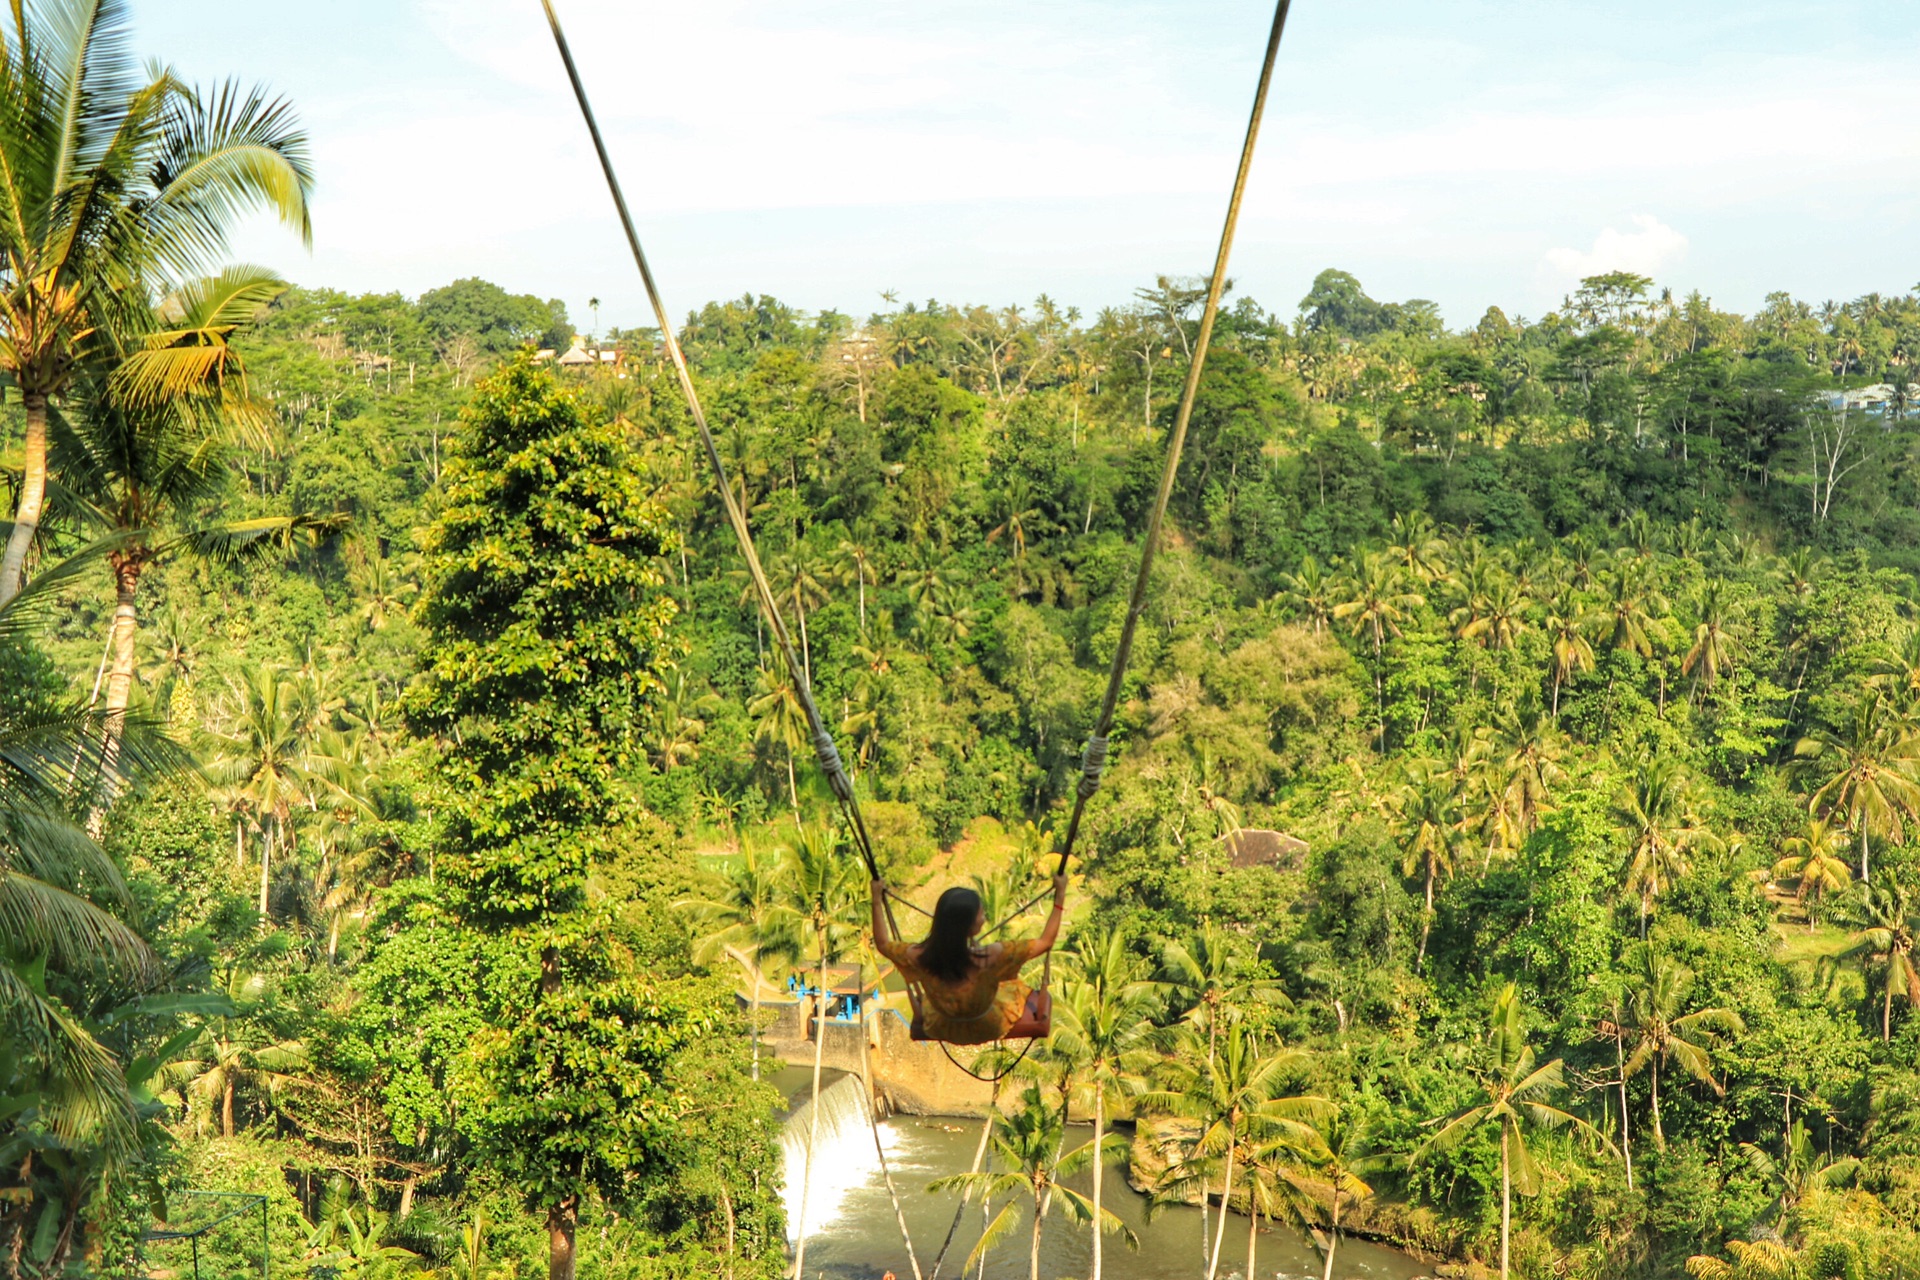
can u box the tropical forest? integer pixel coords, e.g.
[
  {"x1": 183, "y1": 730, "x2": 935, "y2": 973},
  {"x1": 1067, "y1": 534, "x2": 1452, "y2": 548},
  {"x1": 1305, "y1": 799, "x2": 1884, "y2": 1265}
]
[{"x1": 8, "y1": 5, "x2": 1920, "y2": 1280}]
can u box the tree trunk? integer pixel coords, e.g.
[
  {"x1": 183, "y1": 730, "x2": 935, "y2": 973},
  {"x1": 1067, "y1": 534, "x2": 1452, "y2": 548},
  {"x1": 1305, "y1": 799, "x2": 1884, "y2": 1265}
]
[
  {"x1": 87, "y1": 554, "x2": 145, "y2": 835},
  {"x1": 1651, "y1": 1057, "x2": 1664, "y2": 1149},
  {"x1": 749, "y1": 958, "x2": 762, "y2": 1082},
  {"x1": 791, "y1": 944, "x2": 829, "y2": 1280},
  {"x1": 1499, "y1": 1129, "x2": 1511, "y2": 1280},
  {"x1": 547, "y1": 1197, "x2": 577, "y2": 1280},
  {"x1": 1091, "y1": 1093, "x2": 1105, "y2": 1280},
  {"x1": 0, "y1": 392, "x2": 48, "y2": 606},
  {"x1": 1029, "y1": 1191, "x2": 1043, "y2": 1280},
  {"x1": 1245, "y1": 1198, "x2": 1258, "y2": 1280},
  {"x1": 1322, "y1": 1192, "x2": 1339, "y2": 1280},
  {"x1": 1885, "y1": 975, "x2": 1894, "y2": 1043},
  {"x1": 1860, "y1": 823, "x2": 1871, "y2": 885},
  {"x1": 1206, "y1": 1139, "x2": 1235, "y2": 1280},
  {"x1": 259, "y1": 820, "x2": 274, "y2": 920},
  {"x1": 399, "y1": 1176, "x2": 417, "y2": 1219},
  {"x1": 222, "y1": 1073, "x2": 235, "y2": 1138},
  {"x1": 720, "y1": 1183, "x2": 736, "y2": 1280},
  {"x1": 1418, "y1": 862, "x2": 1435, "y2": 964},
  {"x1": 1616, "y1": 1033, "x2": 1633, "y2": 1190}
]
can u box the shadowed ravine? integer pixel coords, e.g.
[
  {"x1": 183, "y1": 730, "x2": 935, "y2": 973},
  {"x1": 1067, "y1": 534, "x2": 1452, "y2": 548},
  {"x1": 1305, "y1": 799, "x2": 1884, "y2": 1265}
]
[{"x1": 778, "y1": 1070, "x2": 1431, "y2": 1280}]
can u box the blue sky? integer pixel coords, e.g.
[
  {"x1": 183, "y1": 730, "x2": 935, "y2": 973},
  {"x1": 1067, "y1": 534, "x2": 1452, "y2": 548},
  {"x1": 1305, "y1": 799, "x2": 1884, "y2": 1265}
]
[{"x1": 137, "y1": 0, "x2": 1918, "y2": 331}]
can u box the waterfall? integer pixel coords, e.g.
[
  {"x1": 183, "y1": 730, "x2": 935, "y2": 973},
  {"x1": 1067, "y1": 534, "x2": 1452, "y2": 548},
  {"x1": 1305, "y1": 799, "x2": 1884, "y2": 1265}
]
[{"x1": 781, "y1": 1071, "x2": 884, "y2": 1241}]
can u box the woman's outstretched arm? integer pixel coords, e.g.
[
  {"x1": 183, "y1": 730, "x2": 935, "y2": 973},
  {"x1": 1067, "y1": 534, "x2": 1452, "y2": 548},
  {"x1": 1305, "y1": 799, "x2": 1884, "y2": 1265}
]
[
  {"x1": 871, "y1": 879, "x2": 892, "y2": 949},
  {"x1": 1034, "y1": 874, "x2": 1069, "y2": 953}
]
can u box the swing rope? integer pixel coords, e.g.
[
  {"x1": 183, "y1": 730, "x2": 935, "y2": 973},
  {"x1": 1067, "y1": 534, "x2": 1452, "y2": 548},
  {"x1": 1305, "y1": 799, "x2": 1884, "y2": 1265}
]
[{"x1": 540, "y1": 0, "x2": 1296, "y2": 1251}]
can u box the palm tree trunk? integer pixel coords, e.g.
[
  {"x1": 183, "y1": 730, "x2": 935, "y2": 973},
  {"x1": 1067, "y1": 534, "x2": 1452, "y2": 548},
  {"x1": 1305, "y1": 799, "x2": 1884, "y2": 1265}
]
[
  {"x1": 1885, "y1": 975, "x2": 1894, "y2": 1042},
  {"x1": 1029, "y1": 1190, "x2": 1043, "y2": 1280},
  {"x1": 1616, "y1": 1033, "x2": 1633, "y2": 1190},
  {"x1": 548, "y1": 1197, "x2": 577, "y2": 1280},
  {"x1": 1500, "y1": 1129, "x2": 1511, "y2": 1280},
  {"x1": 89, "y1": 553, "x2": 145, "y2": 835},
  {"x1": 1418, "y1": 862, "x2": 1435, "y2": 964},
  {"x1": 791, "y1": 942, "x2": 829, "y2": 1280},
  {"x1": 0, "y1": 393, "x2": 47, "y2": 606},
  {"x1": 222, "y1": 1074, "x2": 235, "y2": 1138},
  {"x1": 259, "y1": 820, "x2": 274, "y2": 920},
  {"x1": 1245, "y1": 1200, "x2": 1258, "y2": 1280},
  {"x1": 1091, "y1": 1093, "x2": 1105, "y2": 1280},
  {"x1": 1651, "y1": 1057, "x2": 1664, "y2": 1149},
  {"x1": 1860, "y1": 823, "x2": 1871, "y2": 885},
  {"x1": 749, "y1": 955, "x2": 762, "y2": 1082},
  {"x1": 1206, "y1": 1141, "x2": 1235, "y2": 1280},
  {"x1": 1321, "y1": 1192, "x2": 1339, "y2": 1280},
  {"x1": 786, "y1": 748, "x2": 799, "y2": 814}
]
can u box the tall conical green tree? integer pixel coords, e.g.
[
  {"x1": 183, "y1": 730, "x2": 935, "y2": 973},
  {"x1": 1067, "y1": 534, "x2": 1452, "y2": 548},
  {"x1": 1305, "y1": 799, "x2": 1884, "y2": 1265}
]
[{"x1": 405, "y1": 358, "x2": 683, "y2": 1280}]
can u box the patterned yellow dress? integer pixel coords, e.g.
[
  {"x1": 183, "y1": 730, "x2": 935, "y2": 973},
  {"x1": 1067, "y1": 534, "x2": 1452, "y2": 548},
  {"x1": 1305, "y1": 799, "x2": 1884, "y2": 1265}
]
[{"x1": 876, "y1": 936, "x2": 1044, "y2": 1045}]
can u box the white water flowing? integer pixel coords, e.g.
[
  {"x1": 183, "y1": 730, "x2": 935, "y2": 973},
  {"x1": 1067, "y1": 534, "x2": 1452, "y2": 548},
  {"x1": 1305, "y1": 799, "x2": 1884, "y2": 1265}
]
[{"x1": 781, "y1": 1071, "x2": 909, "y2": 1241}]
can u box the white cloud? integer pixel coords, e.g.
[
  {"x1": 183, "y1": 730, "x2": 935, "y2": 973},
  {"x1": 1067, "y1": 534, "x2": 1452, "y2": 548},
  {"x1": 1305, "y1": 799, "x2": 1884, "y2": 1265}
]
[{"x1": 1543, "y1": 215, "x2": 1690, "y2": 281}]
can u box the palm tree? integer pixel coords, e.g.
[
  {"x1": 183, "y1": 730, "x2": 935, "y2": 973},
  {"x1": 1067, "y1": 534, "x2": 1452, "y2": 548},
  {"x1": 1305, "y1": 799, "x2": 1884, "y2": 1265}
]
[
  {"x1": 1394, "y1": 762, "x2": 1460, "y2": 964},
  {"x1": 834, "y1": 535, "x2": 877, "y2": 630},
  {"x1": 1159, "y1": 922, "x2": 1284, "y2": 1072},
  {"x1": 0, "y1": 2, "x2": 313, "y2": 604},
  {"x1": 1544, "y1": 598, "x2": 1596, "y2": 716},
  {"x1": 1736, "y1": 1120, "x2": 1861, "y2": 1218},
  {"x1": 1276, "y1": 556, "x2": 1334, "y2": 634},
  {"x1": 769, "y1": 544, "x2": 831, "y2": 684},
  {"x1": 1839, "y1": 879, "x2": 1920, "y2": 1042},
  {"x1": 748, "y1": 665, "x2": 808, "y2": 811},
  {"x1": 1793, "y1": 689, "x2": 1920, "y2": 884},
  {"x1": 775, "y1": 825, "x2": 862, "y2": 1280},
  {"x1": 1143, "y1": 1023, "x2": 1326, "y2": 1280},
  {"x1": 1314, "y1": 1108, "x2": 1378, "y2": 1280},
  {"x1": 1420, "y1": 983, "x2": 1598, "y2": 1280},
  {"x1": 1386, "y1": 510, "x2": 1448, "y2": 582},
  {"x1": 1332, "y1": 551, "x2": 1425, "y2": 744},
  {"x1": 1237, "y1": 1120, "x2": 1327, "y2": 1280},
  {"x1": 1616, "y1": 759, "x2": 1715, "y2": 937},
  {"x1": 930, "y1": 1085, "x2": 1132, "y2": 1280},
  {"x1": 1772, "y1": 816, "x2": 1852, "y2": 931},
  {"x1": 1681, "y1": 580, "x2": 1740, "y2": 699},
  {"x1": 201, "y1": 665, "x2": 329, "y2": 919},
  {"x1": 1687, "y1": 1237, "x2": 1855, "y2": 1280},
  {"x1": 1614, "y1": 950, "x2": 1743, "y2": 1149},
  {"x1": 1596, "y1": 560, "x2": 1665, "y2": 659},
  {"x1": 675, "y1": 846, "x2": 800, "y2": 1080},
  {"x1": 166, "y1": 967, "x2": 308, "y2": 1137},
  {"x1": 57, "y1": 275, "x2": 334, "y2": 812},
  {"x1": 648, "y1": 671, "x2": 717, "y2": 773},
  {"x1": 1491, "y1": 696, "x2": 1562, "y2": 848},
  {"x1": 1054, "y1": 934, "x2": 1161, "y2": 1280},
  {"x1": 1453, "y1": 577, "x2": 1530, "y2": 652}
]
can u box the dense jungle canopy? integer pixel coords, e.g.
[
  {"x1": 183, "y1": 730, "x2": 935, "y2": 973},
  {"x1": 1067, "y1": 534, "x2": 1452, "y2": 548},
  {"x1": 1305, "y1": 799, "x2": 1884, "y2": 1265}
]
[{"x1": 12, "y1": 237, "x2": 1920, "y2": 1280}]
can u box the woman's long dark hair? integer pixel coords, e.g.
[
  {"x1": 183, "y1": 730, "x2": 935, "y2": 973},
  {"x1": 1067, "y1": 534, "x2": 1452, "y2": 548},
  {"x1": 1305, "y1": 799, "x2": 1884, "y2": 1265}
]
[{"x1": 919, "y1": 887, "x2": 984, "y2": 984}]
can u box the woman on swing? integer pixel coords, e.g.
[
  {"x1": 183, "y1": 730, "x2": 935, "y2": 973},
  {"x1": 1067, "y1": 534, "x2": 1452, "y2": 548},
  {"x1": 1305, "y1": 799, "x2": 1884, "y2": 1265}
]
[{"x1": 871, "y1": 875, "x2": 1067, "y2": 1044}]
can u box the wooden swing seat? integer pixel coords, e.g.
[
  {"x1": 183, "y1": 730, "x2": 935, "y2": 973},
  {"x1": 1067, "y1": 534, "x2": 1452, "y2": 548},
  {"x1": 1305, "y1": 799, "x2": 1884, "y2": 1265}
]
[{"x1": 910, "y1": 987, "x2": 1051, "y2": 1044}]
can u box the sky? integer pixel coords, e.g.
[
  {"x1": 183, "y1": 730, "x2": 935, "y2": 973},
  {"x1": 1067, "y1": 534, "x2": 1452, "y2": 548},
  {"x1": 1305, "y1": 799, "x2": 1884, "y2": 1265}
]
[{"x1": 136, "y1": 0, "x2": 1920, "y2": 333}]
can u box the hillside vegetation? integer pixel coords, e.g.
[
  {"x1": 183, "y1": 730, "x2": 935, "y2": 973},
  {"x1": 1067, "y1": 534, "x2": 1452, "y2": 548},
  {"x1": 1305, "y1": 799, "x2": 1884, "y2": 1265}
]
[{"x1": 11, "y1": 262, "x2": 1920, "y2": 1280}]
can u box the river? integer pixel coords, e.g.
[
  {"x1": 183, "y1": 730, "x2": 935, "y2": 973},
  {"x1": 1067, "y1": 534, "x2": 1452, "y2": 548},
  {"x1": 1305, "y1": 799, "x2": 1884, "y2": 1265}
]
[{"x1": 778, "y1": 1070, "x2": 1433, "y2": 1280}]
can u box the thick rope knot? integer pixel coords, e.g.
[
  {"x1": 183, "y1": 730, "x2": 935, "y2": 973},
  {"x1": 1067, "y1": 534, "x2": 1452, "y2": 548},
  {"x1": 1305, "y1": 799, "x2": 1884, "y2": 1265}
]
[
  {"x1": 1076, "y1": 734, "x2": 1109, "y2": 800},
  {"x1": 810, "y1": 726, "x2": 855, "y2": 801}
]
